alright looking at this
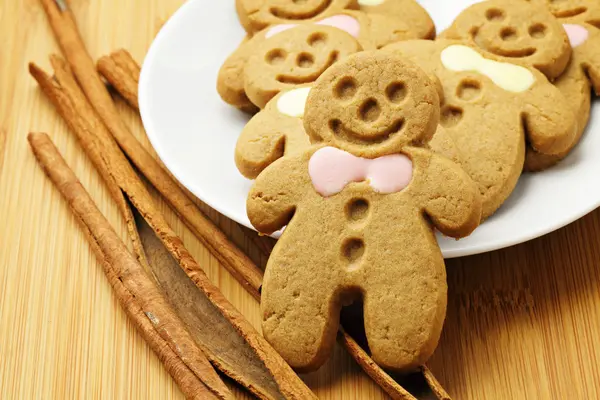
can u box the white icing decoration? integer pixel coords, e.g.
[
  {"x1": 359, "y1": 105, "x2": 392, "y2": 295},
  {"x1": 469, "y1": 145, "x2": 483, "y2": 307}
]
[
  {"x1": 358, "y1": 0, "x2": 386, "y2": 5},
  {"x1": 276, "y1": 87, "x2": 312, "y2": 117},
  {"x1": 441, "y1": 45, "x2": 535, "y2": 93}
]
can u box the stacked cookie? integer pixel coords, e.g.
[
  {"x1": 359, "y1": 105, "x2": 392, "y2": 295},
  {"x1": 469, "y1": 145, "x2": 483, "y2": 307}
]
[
  {"x1": 218, "y1": 0, "x2": 435, "y2": 111},
  {"x1": 217, "y1": 0, "x2": 599, "y2": 372},
  {"x1": 248, "y1": 52, "x2": 482, "y2": 373}
]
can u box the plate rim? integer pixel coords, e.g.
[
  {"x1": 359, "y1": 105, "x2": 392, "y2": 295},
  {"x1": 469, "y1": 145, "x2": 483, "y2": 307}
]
[{"x1": 139, "y1": 0, "x2": 600, "y2": 259}]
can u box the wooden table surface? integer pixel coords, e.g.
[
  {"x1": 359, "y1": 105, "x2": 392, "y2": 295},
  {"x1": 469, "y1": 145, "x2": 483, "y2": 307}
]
[{"x1": 1, "y1": 1, "x2": 600, "y2": 399}]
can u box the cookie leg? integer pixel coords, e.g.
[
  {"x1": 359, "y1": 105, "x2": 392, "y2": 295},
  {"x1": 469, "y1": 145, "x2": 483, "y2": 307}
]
[
  {"x1": 362, "y1": 261, "x2": 447, "y2": 372},
  {"x1": 261, "y1": 265, "x2": 341, "y2": 372}
]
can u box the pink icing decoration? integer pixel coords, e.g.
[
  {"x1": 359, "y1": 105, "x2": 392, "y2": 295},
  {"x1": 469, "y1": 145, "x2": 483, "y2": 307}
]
[
  {"x1": 308, "y1": 147, "x2": 413, "y2": 197},
  {"x1": 316, "y1": 15, "x2": 360, "y2": 38},
  {"x1": 563, "y1": 24, "x2": 588, "y2": 48},
  {"x1": 265, "y1": 15, "x2": 360, "y2": 39},
  {"x1": 265, "y1": 24, "x2": 298, "y2": 39}
]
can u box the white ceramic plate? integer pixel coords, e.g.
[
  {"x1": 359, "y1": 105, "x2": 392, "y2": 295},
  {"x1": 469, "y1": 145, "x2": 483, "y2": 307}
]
[{"x1": 139, "y1": 0, "x2": 600, "y2": 258}]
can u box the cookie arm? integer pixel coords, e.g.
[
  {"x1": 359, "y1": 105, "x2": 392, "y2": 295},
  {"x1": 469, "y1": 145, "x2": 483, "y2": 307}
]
[
  {"x1": 587, "y1": 61, "x2": 600, "y2": 94},
  {"x1": 216, "y1": 36, "x2": 259, "y2": 112},
  {"x1": 235, "y1": 110, "x2": 309, "y2": 179},
  {"x1": 582, "y1": 36, "x2": 600, "y2": 95},
  {"x1": 522, "y1": 77, "x2": 578, "y2": 156},
  {"x1": 247, "y1": 154, "x2": 307, "y2": 234},
  {"x1": 406, "y1": 147, "x2": 482, "y2": 238}
]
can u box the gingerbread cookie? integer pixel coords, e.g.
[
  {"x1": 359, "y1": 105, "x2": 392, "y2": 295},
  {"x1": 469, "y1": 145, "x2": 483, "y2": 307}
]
[
  {"x1": 235, "y1": 70, "x2": 445, "y2": 179},
  {"x1": 441, "y1": 0, "x2": 571, "y2": 79},
  {"x1": 516, "y1": 0, "x2": 600, "y2": 169},
  {"x1": 248, "y1": 52, "x2": 482, "y2": 372},
  {"x1": 440, "y1": 0, "x2": 590, "y2": 171},
  {"x1": 235, "y1": 0, "x2": 359, "y2": 33},
  {"x1": 218, "y1": 20, "x2": 363, "y2": 110},
  {"x1": 217, "y1": 35, "x2": 259, "y2": 113},
  {"x1": 384, "y1": 40, "x2": 578, "y2": 218},
  {"x1": 235, "y1": 85, "x2": 313, "y2": 179},
  {"x1": 219, "y1": 10, "x2": 430, "y2": 110},
  {"x1": 357, "y1": 0, "x2": 435, "y2": 39},
  {"x1": 245, "y1": 24, "x2": 364, "y2": 108}
]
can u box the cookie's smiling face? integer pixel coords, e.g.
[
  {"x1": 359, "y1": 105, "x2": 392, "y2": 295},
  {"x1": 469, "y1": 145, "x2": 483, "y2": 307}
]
[
  {"x1": 258, "y1": 25, "x2": 360, "y2": 84},
  {"x1": 305, "y1": 52, "x2": 440, "y2": 158},
  {"x1": 444, "y1": 0, "x2": 570, "y2": 79},
  {"x1": 470, "y1": 7, "x2": 544, "y2": 58},
  {"x1": 244, "y1": 24, "x2": 362, "y2": 107},
  {"x1": 326, "y1": 76, "x2": 407, "y2": 146},
  {"x1": 460, "y1": 3, "x2": 563, "y2": 57}
]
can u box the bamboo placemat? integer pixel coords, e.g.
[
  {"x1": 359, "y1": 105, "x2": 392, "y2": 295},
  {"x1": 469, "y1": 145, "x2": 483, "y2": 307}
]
[{"x1": 1, "y1": 1, "x2": 599, "y2": 399}]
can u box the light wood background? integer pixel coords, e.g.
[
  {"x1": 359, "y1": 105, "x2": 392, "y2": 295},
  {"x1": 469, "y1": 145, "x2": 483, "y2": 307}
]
[{"x1": 1, "y1": 1, "x2": 599, "y2": 399}]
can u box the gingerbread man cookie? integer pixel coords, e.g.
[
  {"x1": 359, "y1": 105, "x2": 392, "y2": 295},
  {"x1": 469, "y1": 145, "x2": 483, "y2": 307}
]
[
  {"x1": 516, "y1": 0, "x2": 600, "y2": 169},
  {"x1": 357, "y1": 0, "x2": 435, "y2": 39},
  {"x1": 441, "y1": 0, "x2": 571, "y2": 79},
  {"x1": 219, "y1": 11, "x2": 434, "y2": 110},
  {"x1": 218, "y1": 20, "x2": 362, "y2": 110},
  {"x1": 235, "y1": 0, "x2": 359, "y2": 33},
  {"x1": 441, "y1": 0, "x2": 593, "y2": 171},
  {"x1": 384, "y1": 40, "x2": 578, "y2": 218},
  {"x1": 247, "y1": 52, "x2": 482, "y2": 372},
  {"x1": 235, "y1": 72, "x2": 446, "y2": 179},
  {"x1": 235, "y1": 85, "x2": 313, "y2": 179}
]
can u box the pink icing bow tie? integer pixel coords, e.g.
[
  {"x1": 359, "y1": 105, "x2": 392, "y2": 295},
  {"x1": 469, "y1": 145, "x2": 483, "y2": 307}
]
[
  {"x1": 308, "y1": 147, "x2": 413, "y2": 197},
  {"x1": 265, "y1": 15, "x2": 360, "y2": 39}
]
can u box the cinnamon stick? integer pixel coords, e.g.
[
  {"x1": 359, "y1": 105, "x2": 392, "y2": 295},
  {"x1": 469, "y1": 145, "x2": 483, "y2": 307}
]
[
  {"x1": 30, "y1": 59, "x2": 154, "y2": 278},
  {"x1": 28, "y1": 132, "x2": 228, "y2": 400},
  {"x1": 101, "y1": 50, "x2": 452, "y2": 400},
  {"x1": 97, "y1": 49, "x2": 276, "y2": 267},
  {"x1": 30, "y1": 58, "x2": 316, "y2": 400},
  {"x1": 422, "y1": 367, "x2": 451, "y2": 400},
  {"x1": 40, "y1": 0, "x2": 265, "y2": 293},
  {"x1": 97, "y1": 50, "x2": 139, "y2": 110},
  {"x1": 98, "y1": 48, "x2": 277, "y2": 260}
]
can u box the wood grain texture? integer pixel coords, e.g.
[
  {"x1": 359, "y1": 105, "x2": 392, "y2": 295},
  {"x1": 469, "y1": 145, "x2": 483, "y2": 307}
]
[
  {"x1": 0, "y1": 0, "x2": 599, "y2": 399},
  {"x1": 0, "y1": 129, "x2": 6, "y2": 176}
]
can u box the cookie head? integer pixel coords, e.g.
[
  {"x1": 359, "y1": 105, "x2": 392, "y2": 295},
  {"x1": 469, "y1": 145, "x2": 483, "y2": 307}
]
[
  {"x1": 304, "y1": 51, "x2": 440, "y2": 158},
  {"x1": 244, "y1": 24, "x2": 362, "y2": 108},
  {"x1": 444, "y1": 0, "x2": 570, "y2": 79}
]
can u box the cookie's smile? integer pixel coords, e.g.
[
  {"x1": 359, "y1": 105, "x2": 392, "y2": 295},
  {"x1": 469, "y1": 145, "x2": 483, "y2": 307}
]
[
  {"x1": 470, "y1": 29, "x2": 537, "y2": 58},
  {"x1": 484, "y1": 45, "x2": 536, "y2": 58},
  {"x1": 276, "y1": 52, "x2": 338, "y2": 84},
  {"x1": 552, "y1": 6, "x2": 587, "y2": 19},
  {"x1": 269, "y1": 0, "x2": 333, "y2": 20},
  {"x1": 329, "y1": 118, "x2": 405, "y2": 144}
]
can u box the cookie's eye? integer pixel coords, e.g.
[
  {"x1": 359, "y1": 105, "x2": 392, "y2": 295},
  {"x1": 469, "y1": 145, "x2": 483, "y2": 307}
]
[
  {"x1": 385, "y1": 82, "x2": 407, "y2": 104},
  {"x1": 265, "y1": 49, "x2": 288, "y2": 65},
  {"x1": 307, "y1": 32, "x2": 328, "y2": 47},
  {"x1": 440, "y1": 106, "x2": 463, "y2": 128},
  {"x1": 456, "y1": 79, "x2": 482, "y2": 101},
  {"x1": 486, "y1": 8, "x2": 505, "y2": 22},
  {"x1": 334, "y1": 77, "x2": 358, "y2": 101},
  {"x1": 528, "y1": 23, "x2": 547, "y2": 38}
]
